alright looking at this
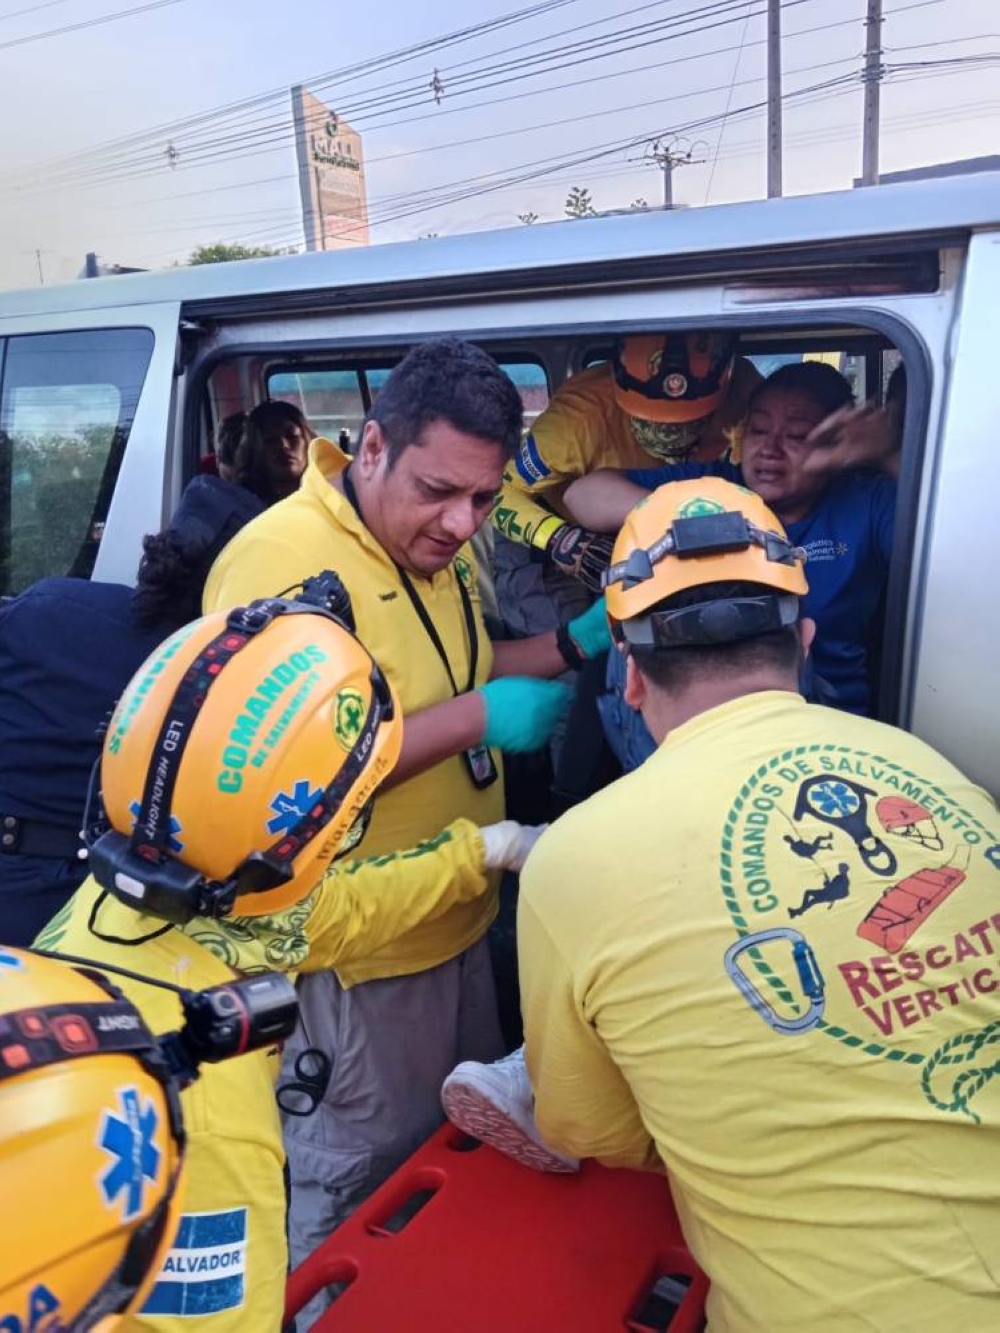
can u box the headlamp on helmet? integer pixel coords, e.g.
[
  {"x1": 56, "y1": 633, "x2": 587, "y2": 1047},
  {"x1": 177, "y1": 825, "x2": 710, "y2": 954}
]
[
  {"x1": 0, "y1": 949, "x2": 298, "y2": 1329},
  {"x1": 604, "y1": 478, "x2": 808, "y2": 649}
]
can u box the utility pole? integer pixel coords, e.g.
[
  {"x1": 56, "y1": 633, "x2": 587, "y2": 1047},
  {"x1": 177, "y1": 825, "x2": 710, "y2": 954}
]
[
  {"x1": 861, "y1": 0, "x2": 884, "y2": 186},
  {"x1": 646, "y1": 137, "x2": 706, "y2": 209},
  {"x1": 34, "y1": 249, "x2": 45, "y2": 285},
  {"x1": 766, "y1": 0, "x2": 782, "y2": 197}
]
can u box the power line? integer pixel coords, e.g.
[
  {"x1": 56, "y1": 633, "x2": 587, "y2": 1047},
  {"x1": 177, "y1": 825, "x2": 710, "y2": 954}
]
[
  {"x1": 0, "y1": 0, "x2": 190, "y2": 52},
  {"x1": 3, "y1": 0, "x2": 581, "y2": 182},
  {"x1": 22, "y1": 0, "x2": 821, "y2": 192},
  {"x1": 6, "y1": 0, "x2": 947, "y2": 201},
  {"x1": 0, "y1": 0, "x2": 74, "y2": 22},
  {"x1": 703, "y1": 1, "x2": 753, "y2": 202},
  {"x1": 15, "y1": 0, "x2": 802, "y2": 190}
]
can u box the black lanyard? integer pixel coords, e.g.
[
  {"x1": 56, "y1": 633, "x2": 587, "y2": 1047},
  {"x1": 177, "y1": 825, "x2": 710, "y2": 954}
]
[{"x1": 342, "y1": 466, "x2": 479, "y2": 698}]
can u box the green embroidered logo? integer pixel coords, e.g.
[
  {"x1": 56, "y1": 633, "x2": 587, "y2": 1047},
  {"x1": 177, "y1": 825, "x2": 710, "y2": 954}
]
[
  {"x1": 332, "y1": 687, "x2": 365, "y2": 751},
  {"x1": 677, "y1": 496, "x2": 725, "y2": 518}
]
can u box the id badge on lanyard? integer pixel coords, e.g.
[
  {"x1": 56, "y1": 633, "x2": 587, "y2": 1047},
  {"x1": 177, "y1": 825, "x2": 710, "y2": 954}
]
[{"x1": 396, "y1": 565, "x2": 499, "y2": 792}]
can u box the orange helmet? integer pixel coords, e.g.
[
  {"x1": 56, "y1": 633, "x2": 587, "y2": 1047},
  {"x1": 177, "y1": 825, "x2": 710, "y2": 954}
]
[
  {"x1": 613, "y1": 332, "x2": 737, "y2": 425},
  {"x1": 0, "y1": 948, "x2": 183, "y2": 1329},
  {"x1": 604, "y1": 477, "x2": 808, "y2": 648},
  {"x1": 91, "y1": 597, "x2": 401, "y2": 923}
]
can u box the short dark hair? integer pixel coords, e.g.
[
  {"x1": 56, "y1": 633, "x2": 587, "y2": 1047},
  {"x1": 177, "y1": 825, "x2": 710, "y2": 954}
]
[
  {"x1": 216, "y1": 411, "x2": 247, "y2": 470},
  {"x1": 750, "y1": 361, "x2": 854, "y2": 419},
  {"x1": 368, "y1": 339, "x2": 523, "y2": 467},
  {"x1": 629, "y1": 581, "x2": 801, "y2": 693}
]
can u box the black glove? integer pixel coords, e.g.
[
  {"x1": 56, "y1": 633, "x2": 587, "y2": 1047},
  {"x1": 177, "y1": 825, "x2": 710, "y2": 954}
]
[{"x1": 546, "y1": 524, "x2": 614, "y2": 594}]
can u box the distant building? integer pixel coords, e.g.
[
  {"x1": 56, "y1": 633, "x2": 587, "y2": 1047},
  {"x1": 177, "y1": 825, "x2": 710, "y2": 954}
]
[
  {"x1": 854, "y1": 156, "x2": 1000, "y2": 187},
  {"x1": 292, "y1": 87, "x2": 369, "y2": 251}
]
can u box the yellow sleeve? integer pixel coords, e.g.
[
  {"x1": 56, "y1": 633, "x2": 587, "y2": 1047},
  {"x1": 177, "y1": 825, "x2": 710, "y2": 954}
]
[
  {"x1": 517, "y1": 889, "x2": 661, "y2": 1173},
  {"x1": 301, "y1": 818, "x2": 488, "y2": 972},
  {"x1": 492, "y1": 373, "x2": 612, "y2": 548},
  {"x1": 491, "y1": 470, "x2": 566, "y2": 551}
]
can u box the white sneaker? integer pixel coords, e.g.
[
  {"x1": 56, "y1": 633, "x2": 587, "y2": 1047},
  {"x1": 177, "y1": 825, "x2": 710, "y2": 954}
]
[{"x1": 441, "y1": 1046, "x2": 579, "y2": 1173}]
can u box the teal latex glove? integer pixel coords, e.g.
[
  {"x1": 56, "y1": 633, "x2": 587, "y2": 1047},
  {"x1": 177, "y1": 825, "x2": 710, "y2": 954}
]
[
  {"x1": 479, "y1": 677, "x2": 574, "y2": 752},
  {"x1": 566, "y1": 596, "x2": 612, "y2": 660}
]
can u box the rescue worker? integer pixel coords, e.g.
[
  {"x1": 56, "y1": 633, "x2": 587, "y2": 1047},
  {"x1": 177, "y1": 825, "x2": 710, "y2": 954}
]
[
  {"x1": 444, "y1": 478, "x2": 1000, "y2": 1331},
  {"x1": 34, "y1": 595, "x2": 543, "y2": 1332},
  {"x1": 564, "y1": 361, "x2": 898, "y2": 771},
  {"x1": 0, "y1": 474, "x2": 263, "y2": 946},
  {"x1": 491, "y1": 331, "x2": 760, "y2": 635},
  {"x1": 0, "y1": 947, "x2": 297, "y2": 1329},
  {"x1": 202, "y1": 337, "x2": 610, "y2": 1317}
]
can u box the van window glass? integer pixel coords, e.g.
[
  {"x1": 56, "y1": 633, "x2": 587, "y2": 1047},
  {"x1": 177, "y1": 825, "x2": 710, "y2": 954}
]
[
  {"x1": 747, "y1": 352, "x2": 866, "y2": 399},
  {"x1": 269, "y1": 369, "x2": 366, "y2": 444},
  {"x1": 268, "y1": 357, "x2": 549, "y2": 448},
  {"x1": 501, "y1": 361, "x2": 549, "y2": 428},
  {"x1": 1, "y1": 327, "x2": 154, "y2": 596}
]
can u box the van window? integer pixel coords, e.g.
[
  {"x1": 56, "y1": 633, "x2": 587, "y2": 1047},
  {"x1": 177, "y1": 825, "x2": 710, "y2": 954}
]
[
  {"x1": 1, "y1": 328, "x2": 154, "y2": 595},
  {"x1": 267, "y1": 357, "x2": 549, "y2": 448},
  {"x1": 269, "y1": 368, "x2": 367, "y2": 443}
]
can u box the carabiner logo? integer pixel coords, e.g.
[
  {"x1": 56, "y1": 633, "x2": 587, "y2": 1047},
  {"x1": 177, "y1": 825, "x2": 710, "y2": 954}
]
[{"x1": 724, "y1": 927, "x2": 826, "y2": 1036}]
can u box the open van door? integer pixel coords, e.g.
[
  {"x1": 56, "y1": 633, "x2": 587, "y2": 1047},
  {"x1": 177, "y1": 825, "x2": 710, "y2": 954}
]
[{"x1": 0, "y1": 301, "x2": 180, "y2": 596}]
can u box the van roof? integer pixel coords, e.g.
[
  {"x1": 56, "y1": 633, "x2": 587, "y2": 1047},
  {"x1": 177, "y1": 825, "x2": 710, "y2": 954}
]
[{"x1": 3, "y1": 170, "x2": 999, "y2": 320}]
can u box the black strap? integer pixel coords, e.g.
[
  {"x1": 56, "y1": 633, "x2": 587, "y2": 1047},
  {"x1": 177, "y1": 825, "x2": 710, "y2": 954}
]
[
  {"x1": 343, "y1": 465, "x2": 479, "y2": 698},
  {"x1": 0, "y1": 814, "x2": 83, "y2": 860},
  {"x1": 131, "y1": 602, "x2": 282, "y2": 859},
  {"x1": 0, "y1": 998, "x2": 158, "y2": 1085}
]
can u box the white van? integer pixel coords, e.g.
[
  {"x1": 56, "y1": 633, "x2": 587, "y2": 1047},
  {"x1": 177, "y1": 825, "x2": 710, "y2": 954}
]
[{"x1": 1, "y1": 171, "x2": 998, "y2": 793}]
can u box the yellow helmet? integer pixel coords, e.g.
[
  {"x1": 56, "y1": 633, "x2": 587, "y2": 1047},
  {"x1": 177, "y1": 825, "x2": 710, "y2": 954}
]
[
  {"x1": 0, "y1": 948, "x2": 183, "y2": 1329},
  {"x1": 91, "y1": 596, "x2": 401, "y2": 923},
  {"x1": 604, "y1": 477, "x2": 808, "y2": 648}
]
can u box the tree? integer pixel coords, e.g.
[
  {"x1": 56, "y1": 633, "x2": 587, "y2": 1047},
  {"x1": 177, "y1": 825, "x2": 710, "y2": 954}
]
[
  {"x1": 517, "y1": 211, "x2": 539, "y2": 225},
  {"x1": 186, "y1": 242, "x2": 293, "y2": 265},
  {"x1": 629, "y1": 197, "x2": 650, "y2": 211},
  {"x1": 564, "y1": 187, "x2": 596, "y2": 219}
]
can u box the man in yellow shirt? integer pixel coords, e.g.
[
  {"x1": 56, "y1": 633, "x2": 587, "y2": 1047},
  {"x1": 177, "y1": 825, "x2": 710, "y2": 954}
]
[
  {"x1": 491, "y1": 332, "x2": 760, "y2": 633},
  {"x1": 202, "y1": 338, "x2": 610, "y2": 1308},
  {"x1": 35, "y1": 595, "x2": 542, "y2": 1332},
  {"x1": 445, "y1": 478, "x2": 1000, "y2": 1331}
]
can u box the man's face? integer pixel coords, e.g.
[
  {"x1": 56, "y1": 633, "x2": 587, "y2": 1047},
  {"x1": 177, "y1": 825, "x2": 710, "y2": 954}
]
[
  {"x1": 356, "y1": 418, "x2": 505, "y2": 577},
  {"x1": 739, "y1": 387, "x2": 830, "y2": 522}
]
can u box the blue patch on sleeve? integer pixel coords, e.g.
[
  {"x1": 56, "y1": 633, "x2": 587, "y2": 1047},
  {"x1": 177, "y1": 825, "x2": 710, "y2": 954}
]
[
  {"x1": 142, "y1": 1208, "x2": 247, "y2": 1317},
  {"x1": 514, "y1": 433, "x2": 551, "y2": 485}
]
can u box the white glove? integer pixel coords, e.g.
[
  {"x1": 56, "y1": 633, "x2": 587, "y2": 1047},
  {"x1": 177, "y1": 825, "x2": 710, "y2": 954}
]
[{"x1": 480, "y1": 821, "x2": 548, "y2": 873}]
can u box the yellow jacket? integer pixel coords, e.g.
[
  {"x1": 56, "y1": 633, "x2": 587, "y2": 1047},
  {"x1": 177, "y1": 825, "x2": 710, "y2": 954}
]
[{"x1": 35, "y1": 818, "x2": 487, "y2": 1331}]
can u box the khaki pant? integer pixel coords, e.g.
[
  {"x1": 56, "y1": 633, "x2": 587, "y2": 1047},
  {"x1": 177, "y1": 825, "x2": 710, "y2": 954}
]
[{"x1": 281, "y1": 938, "x2": 503, "y2": 1329}]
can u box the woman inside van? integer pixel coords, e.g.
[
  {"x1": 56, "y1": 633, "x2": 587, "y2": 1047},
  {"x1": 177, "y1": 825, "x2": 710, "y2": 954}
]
[
  {"x1": 235, "y1": 400, "x2": 315, "y2": 505},
  {"x1": 564, "y1": 361, "x2": 900, "y2": 768}
]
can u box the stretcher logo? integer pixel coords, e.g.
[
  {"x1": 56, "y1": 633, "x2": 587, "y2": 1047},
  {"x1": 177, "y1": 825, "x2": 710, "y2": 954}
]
[
  {"x1": 718, "y1": 744, "x2": 1000, "y2": 1121},
  {"x1": 142, "y1": 1208, "x2": 247, "y2": 1317}
]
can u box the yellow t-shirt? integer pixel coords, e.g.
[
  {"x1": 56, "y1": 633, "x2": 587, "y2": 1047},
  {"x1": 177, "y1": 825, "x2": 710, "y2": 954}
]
[
  {"x1": 493, "y1": 358, "x2": 759, "y2": 547},
  {"x1": 203, "y1": 438, "x2": 504, "y2": 985},
  {"x1": 519, "y1": 691, "x2": 1000, "y2": 1332}
]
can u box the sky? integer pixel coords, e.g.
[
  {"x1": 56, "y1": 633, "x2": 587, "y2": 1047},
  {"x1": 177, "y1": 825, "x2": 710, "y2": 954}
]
[{"x1": 0, "y1": 0, "x2": 995, "y2": 290}]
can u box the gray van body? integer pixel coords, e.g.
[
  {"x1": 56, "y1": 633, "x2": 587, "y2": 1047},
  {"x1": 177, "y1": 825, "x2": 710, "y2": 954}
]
[{"x1": 1, "y1": 171, "x2": 998, "y2": 794}]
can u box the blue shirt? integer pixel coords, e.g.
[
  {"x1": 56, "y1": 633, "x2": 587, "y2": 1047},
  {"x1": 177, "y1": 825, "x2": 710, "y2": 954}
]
[
  {"x1": 624, "y1": 461, "x2": 896, "y2": 715},
  {"x1": 0, "y1": 578, "x2": 170, "y2": 828}
]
